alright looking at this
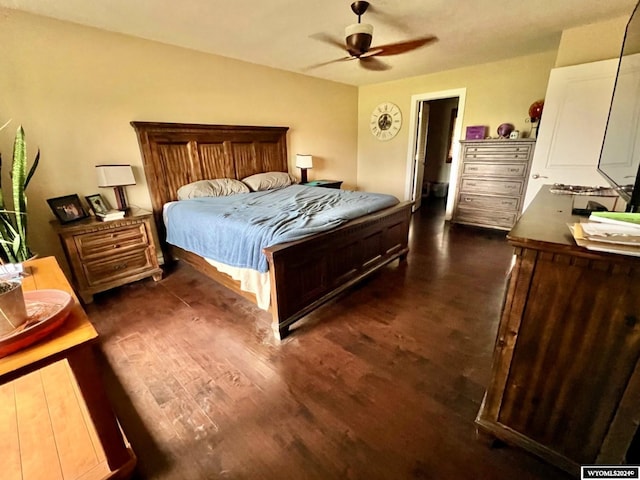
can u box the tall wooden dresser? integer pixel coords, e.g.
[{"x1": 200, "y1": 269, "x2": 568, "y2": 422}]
[
  {"x1": 453, "y1": 139, "x2": 535, "y2": 230},
  {"x1": 476, "y1": 186, "x2": 640, "y2": 476}
]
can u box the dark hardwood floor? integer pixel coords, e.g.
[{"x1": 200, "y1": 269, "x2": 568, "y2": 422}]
[{"x1": 86, "y1": 198, "x2": 573, "y2": 480}]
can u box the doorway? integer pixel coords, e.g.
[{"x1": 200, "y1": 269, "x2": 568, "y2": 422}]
[{"x1": 404, "y1": 88, "x2": 466, "y2": 219}]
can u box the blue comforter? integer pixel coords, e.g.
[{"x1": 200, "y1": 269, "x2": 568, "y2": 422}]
[{"x1": 165, "y1": 184, "x2": 399, "y2": 272}]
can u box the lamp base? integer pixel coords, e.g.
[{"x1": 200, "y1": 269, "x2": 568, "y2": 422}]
[
  {"x1": 300, "y1": 168, "x2": 309, "y2": 184},
  {"x1": 113, "y1": 186, "x2": 129, "y2": 210}
]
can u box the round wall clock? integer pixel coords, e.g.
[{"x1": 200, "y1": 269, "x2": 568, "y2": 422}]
[{"x1": 370, "y1": 102, "x2": 402, "y2": 141}]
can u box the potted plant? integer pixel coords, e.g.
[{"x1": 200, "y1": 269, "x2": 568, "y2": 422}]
[{"x1": 0, "y1": 123, "x2": 39, "y2": 263}]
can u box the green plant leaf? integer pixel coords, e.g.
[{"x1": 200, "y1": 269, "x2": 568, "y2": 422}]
[
  {"x1": 0, "y1": 125, "x2": 38, "y2": 263},
  {"x1": 25, "y1": 148, "x2": 39, "y2": 189},
  {"x1": 11, "y1": 126, "x2": 27, "y2": 261},
  {"x1": 0, "y1": 152, "x2": 4, "y2": 212}
]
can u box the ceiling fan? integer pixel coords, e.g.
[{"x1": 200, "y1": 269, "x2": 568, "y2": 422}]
[{"x1": 306, "y1": 1, "x2": 437, "y2": 71}]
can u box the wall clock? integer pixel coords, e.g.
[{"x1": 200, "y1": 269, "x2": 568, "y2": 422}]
[{"x1": 370, "y1": 102, "x2": 402, "y2": 141}]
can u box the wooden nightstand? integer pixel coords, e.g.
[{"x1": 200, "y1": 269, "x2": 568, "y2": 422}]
[
  {"x1": 303, "y1": 179, "x2": 343, "y2": 189},
  {"x1": 52, "y1": 211, "x2": 162, "y2": 303}
]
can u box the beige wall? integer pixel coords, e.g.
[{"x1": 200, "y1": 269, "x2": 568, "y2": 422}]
[
  {"x1": 555, "y1": 16, "x2": 628, "y2": 67},
  {"x1": 0, "y1": 9, "x2": 357, "y2": 267},
  {"x1": 357, "y1": 51, "x2": 557, "y2": 202}
]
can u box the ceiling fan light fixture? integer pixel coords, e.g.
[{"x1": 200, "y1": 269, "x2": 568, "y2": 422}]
[{"x1": 345, "y1": 23, "x2": 373, "y2": 57}]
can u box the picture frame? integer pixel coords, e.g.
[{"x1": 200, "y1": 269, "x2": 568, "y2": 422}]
[
  {"x1": 47, "y1": 194, "x2": 89, "y2": 224},
  {"x1": 85, "y1": 193, "x2": 111, "y2": 216}
]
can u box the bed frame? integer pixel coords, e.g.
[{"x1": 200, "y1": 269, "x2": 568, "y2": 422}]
[{"x1": 131, "y1": 122, "x2": 412, "y2": 340}]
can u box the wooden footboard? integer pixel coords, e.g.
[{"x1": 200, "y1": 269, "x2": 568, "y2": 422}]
[{"x1": 264, "y1": 201, "x2": 412, "y2": 340}]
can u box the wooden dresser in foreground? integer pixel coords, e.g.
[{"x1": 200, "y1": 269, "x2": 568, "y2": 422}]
[
  {"x1": 0, "y1": 256, "x2": 135, "y2": 480},
  {"x1": 476, "y1": 186, "x2": 640, "y2": 475},
  {"x1": 52, "y1": 211, "x2": 162, "y2": 303},
  {"x1": 453, "y1": 139, "x2": 535, "y2": 230}
]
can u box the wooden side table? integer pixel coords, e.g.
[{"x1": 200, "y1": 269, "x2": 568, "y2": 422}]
[
  {"x1": 303, "y1": 179, "x2": 343, "y2": 189},
  {"x1": 51, "y1": 210, "x2": 162, "y2": 303},
  {"x1": 0, "y1": 256, "x2": 135, "y2": 480}
]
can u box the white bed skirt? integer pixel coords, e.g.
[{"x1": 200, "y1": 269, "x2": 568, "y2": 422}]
[{"x1": 203, "y1": 257, "x2": 271, "y2": 310}]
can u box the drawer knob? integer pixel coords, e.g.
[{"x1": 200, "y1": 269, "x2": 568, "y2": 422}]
[{"x1": 625, "y1": 315, "x2": 637, "y2": 327}]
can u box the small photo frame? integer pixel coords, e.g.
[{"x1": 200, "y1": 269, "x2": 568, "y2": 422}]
[
  {"x1": 47, "y1": 194, "x2": 89, "y2": 224},
  {"x1": 85, "y1": 193, "x2": 111, "y2": 216}
]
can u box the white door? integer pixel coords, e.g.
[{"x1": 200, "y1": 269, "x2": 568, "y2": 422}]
[
  {"x1": 523, "y1": 58, "x2": 618, "y2": 209},
  {"x1": 411, "y1": 102, "x2": 430, "y2": 210}
]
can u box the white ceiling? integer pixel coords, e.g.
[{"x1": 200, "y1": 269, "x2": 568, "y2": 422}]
[{"x1": 1, "y1": 0, "x2": 638, "y2": 86}]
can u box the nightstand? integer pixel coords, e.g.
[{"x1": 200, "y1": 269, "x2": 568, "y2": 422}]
[
  {"x1": 51, "y1": 211, "x2": 162, "y2": 303},
  {"x1": 303, "y1": 179, "x2": 343, "y2": 189}
]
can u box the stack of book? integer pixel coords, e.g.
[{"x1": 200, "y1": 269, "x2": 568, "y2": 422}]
[
  {"x1": 96, "y1": 209, "x2": 125, "y2": 222},
  {"x1": 569, "y1": 212, "x2": 640, "y2": 256}
]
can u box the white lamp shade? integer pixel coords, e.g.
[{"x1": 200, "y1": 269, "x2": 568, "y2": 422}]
[
  {"x1": 96, "y1": 165, "x2": 136, "y2": 187},
  {"x1": 345, "y1": 23, "x2": 373, "y2": 37},
  {"x1": 295, "y1": 154, "x2": 313, "y2": 169}
]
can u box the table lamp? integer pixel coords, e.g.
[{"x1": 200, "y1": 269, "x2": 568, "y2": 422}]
[
  {"x1": 96, "y1": 164, "x2": 136, "y2": 210},
  {"x1": 296, "y1": 154, "x2": 313, "y2": 184}
]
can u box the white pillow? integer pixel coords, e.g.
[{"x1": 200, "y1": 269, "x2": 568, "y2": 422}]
[
  {"x1": 242, "y1": 172, "x2": 295, "y2": 191},
  {"x1": 177, "y1": 178, "x2": 250, "y2": 200}
]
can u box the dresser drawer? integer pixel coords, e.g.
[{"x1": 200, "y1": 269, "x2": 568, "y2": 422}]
[
  {"x1": 462, "y1": 162, "x2": 527, "y2": 177},
  {"x1": 464, "y1": 144, "x2": 532, "y2": 156},
  {"x1": 454, "y1": 207, "x2": 517, "y2": 230},
  {"x1": 458, "y1": 193, "x2": 520, "y2": 212},
  {"x1": 83, "y1": 249, "x2": 154, "y2": 286},
  {"x1": 75, "y1": 224, "x2": 148, "y2": 260},
  {"x1": 460, "y1": 178, "x2": 524, "y2": 196}
]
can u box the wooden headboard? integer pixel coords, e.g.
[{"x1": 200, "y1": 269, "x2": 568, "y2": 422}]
[{"x1": 131, "y1": 122, "x2": 289, "y2": 242}]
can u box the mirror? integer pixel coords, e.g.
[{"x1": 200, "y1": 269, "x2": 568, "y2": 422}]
[{"x1": 598, "y1": 0, "x2": 640, "y2": 211}]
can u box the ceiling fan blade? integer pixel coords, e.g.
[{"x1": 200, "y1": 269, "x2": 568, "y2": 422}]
[
  {"x1": 309, "y1": 32, "x2": 345, "y2": 51},
  {"x1": 302, "y1": 56, "x2": 354, "y2": 72},
  {"x1": 358, "y1": 56, "x2": 391, "y2": 71},
  {"x1": 365, "y1": 4, "x2": 410, "y2": 32},
  {"x1": 359, "y1": 48, "x2": 383, "y2": 58},
  {"x1": 371, "y1": 36, "x2": 438, "y2": 57}
]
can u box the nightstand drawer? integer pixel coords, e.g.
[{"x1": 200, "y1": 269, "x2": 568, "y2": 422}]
[
  {"x1": 75, "y1": 224, "x2": 148, "y2": 260},
  {"x1": 83, "y1": 249, "x2": 153, "y2": 286},
  {"x1": 462, "y1": 162, "x2": 527, "y2": 177},
  {"x1": 458, "y1": 193, "x2": 520, "y2": 211},
  {"x1": 460, "y1": 178, "x2": 524, "y2": 196}
]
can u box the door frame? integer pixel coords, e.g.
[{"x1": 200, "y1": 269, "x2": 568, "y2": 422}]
[{"x1": 404, "y1": 88, "x2": 466, "y2": 220}]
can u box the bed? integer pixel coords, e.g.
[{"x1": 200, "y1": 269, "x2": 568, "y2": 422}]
[{"x1": 131, "y1": 122, "x2": 412, "y2": 340}]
